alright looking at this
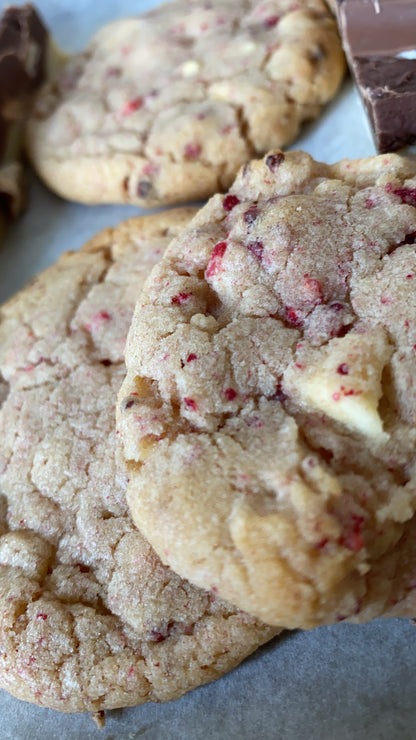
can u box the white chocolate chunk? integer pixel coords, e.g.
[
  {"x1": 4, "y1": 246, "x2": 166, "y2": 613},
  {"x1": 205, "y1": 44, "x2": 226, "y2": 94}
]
[
  {"x1": 285, "y1": 328, "x2": 392, "y2": 437},
  {"x1": 180, "y1": 59, "x2": 201, "y2": 76}
]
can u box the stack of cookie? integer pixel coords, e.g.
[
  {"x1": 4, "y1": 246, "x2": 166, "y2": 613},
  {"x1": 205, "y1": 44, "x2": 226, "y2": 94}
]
[{"x1": 1, "y1": 0, "x2": 416, "y2": 732}]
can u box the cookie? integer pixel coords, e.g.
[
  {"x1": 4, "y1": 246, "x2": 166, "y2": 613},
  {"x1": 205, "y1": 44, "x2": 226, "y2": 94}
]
[
  {"x1": 118, "y1": 149, "x2": 416, "y2": 630},
  {"x1": 25, "y1": 0, "x2": 345, "y2": 208},
  {"x1": 0, "y1": 208, "x2": 278, "y2": 715}
]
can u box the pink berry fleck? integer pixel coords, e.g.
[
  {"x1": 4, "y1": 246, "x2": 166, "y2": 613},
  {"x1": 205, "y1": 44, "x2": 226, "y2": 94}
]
[
  {"x1": 84, "y1": 310, "x2": 111, "y2": 332},
  {"x1": 265, "y1": 15, "x2": 279, "y2": 28},
  {"x1": 342, "y1": 531, "x2": 364, "y2": 552},
  {"x1": 223, "y1": 194, "x2": 240, "y2": 212},
  {"x1": 285, "y1": 307, "x2": 303, "y2": 327},
  {"x1": 171, "y1": 292, "x2": 192, "y2": 305},
  {"x1": 337, "y1": 364, "x2": 349, "y2": 375},
  {"x1": 206, "y1": 241, "x2": 228, "y2": 278},
  {"x1": 184, "y1": 397, "x2": 197, "y2": 411},
  {"x1": 121, "y1": 97, "x2": 143, "y2": 116},
  {"x1": 265, "y1": 152, "x2": 284, "y2": 171},
  {"x1": 247, "y1": 240, "x2": 264, "y2": 261},
  {"x1": 184, "y1": 142, "x2": 202, "y2": 159},
  {"x1": 386, "y1": 185, "x2": 416, "y2": 207}
]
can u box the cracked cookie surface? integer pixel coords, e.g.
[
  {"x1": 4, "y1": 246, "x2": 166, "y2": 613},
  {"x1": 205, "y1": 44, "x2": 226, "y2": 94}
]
[
  {"x1": 0, "y1": 208, "x2": 278, "y2": 714},
  {"x1": 25, "y1": 0, "x2": 344, "y2": 207},
  {"x1": 119, "y1": 149, "x2": 416, "y2": 629}
]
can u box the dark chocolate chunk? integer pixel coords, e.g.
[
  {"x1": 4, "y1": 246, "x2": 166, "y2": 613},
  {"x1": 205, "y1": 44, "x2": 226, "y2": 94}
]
[
  {"x1": 0, "y1": 5, "x2": 50, "y2": 223},
  {"x1": 336, "y1": 0, "x2": 416, "y2": 153},
  {"x1": 0, "y1": 4, "x2": 48, "y2": 110}
]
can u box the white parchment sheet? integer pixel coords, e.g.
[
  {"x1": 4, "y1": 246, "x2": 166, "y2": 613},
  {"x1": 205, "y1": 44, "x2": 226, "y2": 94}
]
[{"x1": 0, "y1": 2, "x2": 415, "y2": 739}]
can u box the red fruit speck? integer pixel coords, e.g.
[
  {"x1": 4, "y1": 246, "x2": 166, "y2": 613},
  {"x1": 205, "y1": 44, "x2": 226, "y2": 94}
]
[
  {"x1": 223, "y1": 194, "x2": 240, "y2": 212},
  {"x1": 332, "y1": 392, "x2": 341, "y2": 401},
  {"x1": 84, "y1": 310, "x2": 111, "y2": 332},
  {"x1": 341, "y1": 514, "x2": 365, "y2": 552},
  {"x1": 224, "y1": 387, "x2": 237, "y2": 401},
  {"x1": 387, "y1": 185, "x2": 416, "y2": 207},
  {"x1": 337, "y1": 363, "x2": 349, "y2": 375},
  {"x1": 265, "y1": 15, "x2": 279, "y2": 28},
  {"x1": 342, "y1": 531, "x2": 364, "y2": 552},
  {"x1": 36, "y1": 613, "x2": 48, "y2": 620},
  {"x1": 206, "y1": 241, "x2": 227, "y2": 278},
  {"x1": 246, "y1": 416, "x2": 263, "y2": 428},
  {"x1": 142, "y1": 161, "x2": 159, "y2": 176},
  {"x1": 243, "y1": 206, "x2": 259, "y2": 226},
  {"x1": 121, "y1": 97, "x2": 143, "y2": 116},
  {"x1": 271, "y1": 382, "x2": 288, "y2": 403},
  {"x1": 171, "y1": 292, "x2": 192, "y2": 305},
  {"x1": 265, "y1": 151, "x2": 284, "y2": 171},
  {"x1": 285, "y1": 307, "x2": 303, "y2": 327},
  {"x1": 365, "y1": 196, "x2": 375, "y2": 209},
  {"x1": 247, "y1": 240, "x2": 264, "y2": 260},
  {"x1": 316, "y1": 537, "x2": 329, "y2": 550},
  {"x1": 184, "y1": 397, "x2": 197, "y2": 411},
  {"x1": 187, "y1": 353, "x2": 197, "y2": 362},
  {"x1": 184, "y1": 142, "x2": 202, "y2": 159}
]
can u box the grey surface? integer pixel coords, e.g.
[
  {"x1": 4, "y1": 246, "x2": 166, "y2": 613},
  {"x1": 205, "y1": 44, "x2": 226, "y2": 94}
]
[
  {"x1": 0, "y1": 2, "x2": 414, "y2": 739},
  {"x1": 1, "y1": 620, "x2": 416, "y2": 740}
]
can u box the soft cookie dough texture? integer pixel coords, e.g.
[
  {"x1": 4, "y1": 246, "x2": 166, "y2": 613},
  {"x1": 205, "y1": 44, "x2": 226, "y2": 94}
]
[
  {"x1": 26, "y1": 0, "x2": 345, "y2": 207},
  {"x1": 119, "y1": 149, "x2": 416, "y2": 630},
  {"x1": 0, "y1": 209, "x2": 277, "y2": 715}
]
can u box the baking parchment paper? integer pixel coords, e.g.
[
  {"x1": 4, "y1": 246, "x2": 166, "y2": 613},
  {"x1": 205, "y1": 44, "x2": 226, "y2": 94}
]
[{"x1": 1, "y1": 2, "x2": 415, "y2": 738}]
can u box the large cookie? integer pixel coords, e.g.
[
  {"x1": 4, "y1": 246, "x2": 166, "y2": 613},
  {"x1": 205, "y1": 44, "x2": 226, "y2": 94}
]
[
  {"x1": 25, "y1": 0, "x2": 345, "y2": 208},
  {"x1": 0, "y1": 208, "x2": 278, "y2": 716},
  {"x1": 118, "y1": 149, "x2": 416, "y2": 630}
]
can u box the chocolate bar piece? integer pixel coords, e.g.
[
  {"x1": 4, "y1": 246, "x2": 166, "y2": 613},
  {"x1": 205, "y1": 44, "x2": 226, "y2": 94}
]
[
  {"x1": 0, "y1": 3, "x2": 49, "y2": 224},
  {"x1": 336, "y1": 0, "x2": 416, "y2": 153}
]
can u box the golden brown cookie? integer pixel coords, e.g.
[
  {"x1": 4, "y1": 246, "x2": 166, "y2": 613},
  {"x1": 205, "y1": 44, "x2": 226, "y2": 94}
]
[
  {"x1": 0, "y1": 208, "x2": 278, "y2": 715},
  {"x1": 26, "y1": 0, "x2": 345, "y2": 207},
  {"x1": 118, "y1": 149, "x2": 416, "y2": 630}
]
